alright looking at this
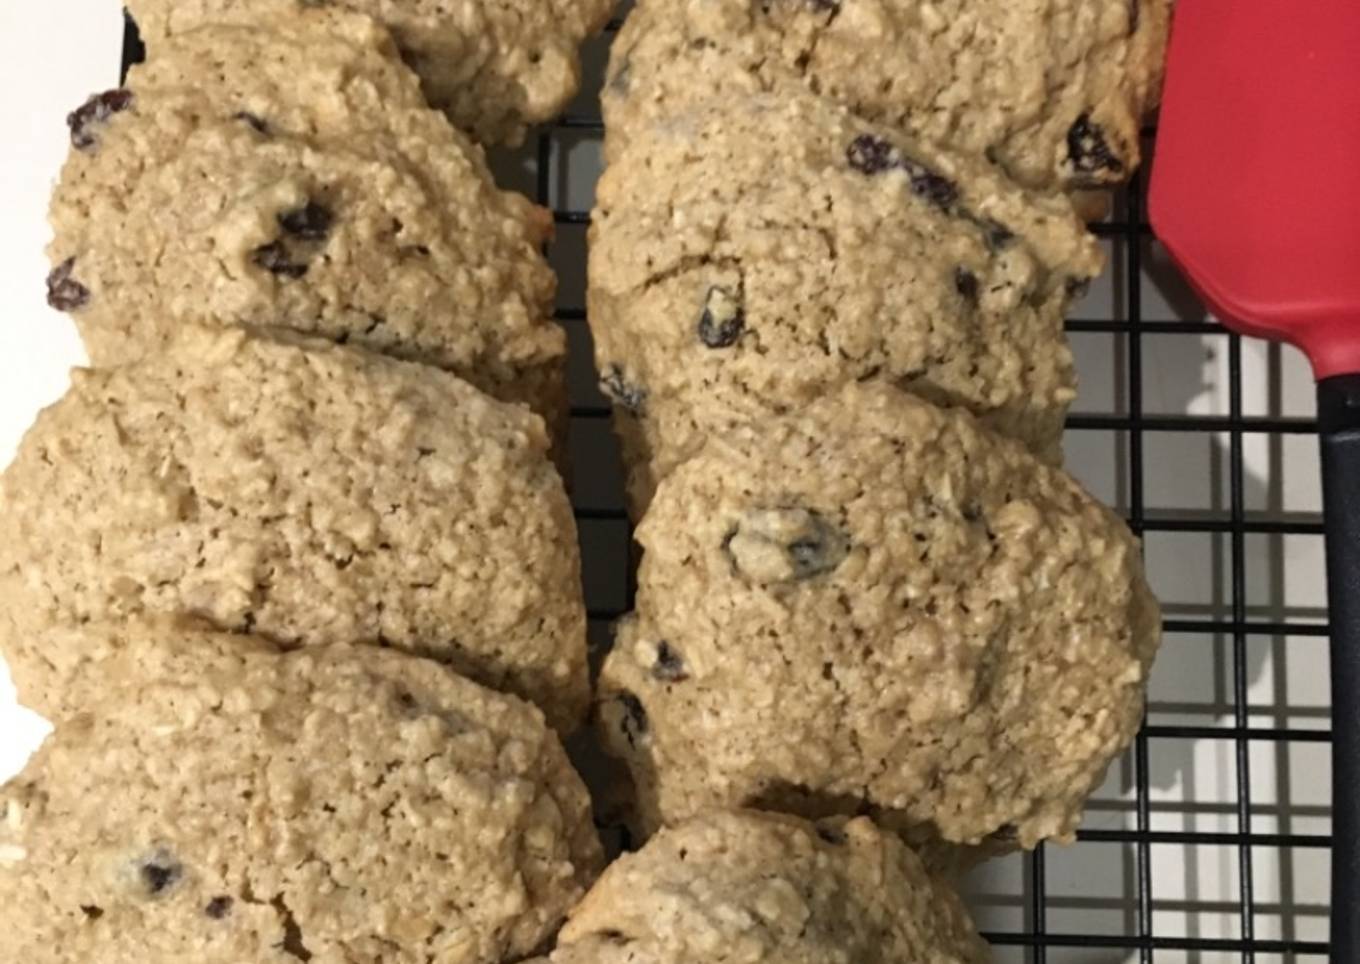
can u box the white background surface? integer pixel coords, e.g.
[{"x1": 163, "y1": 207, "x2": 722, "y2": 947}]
[{"x1": 0, "y1": 4, "x2": 1334, "y2": 959}]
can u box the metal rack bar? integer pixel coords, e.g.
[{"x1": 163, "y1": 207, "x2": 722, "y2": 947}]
[{"x1": 1125, "y1": 172, "x2": 1156, "y2": 964}]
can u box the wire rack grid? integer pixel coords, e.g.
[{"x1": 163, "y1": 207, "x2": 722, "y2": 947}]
[{"x1": 123, "y1": 8, "x2": 1334, "y2": 962}]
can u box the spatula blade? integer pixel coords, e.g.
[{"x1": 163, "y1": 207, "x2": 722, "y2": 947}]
[{"x1": 1149, "y1": 0, "x2": 1360, "y2": 377}]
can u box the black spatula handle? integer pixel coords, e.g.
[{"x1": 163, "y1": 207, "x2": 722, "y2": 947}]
[{"x1": 1318, "y1": 373, "x2": 1360, "y2": 958}]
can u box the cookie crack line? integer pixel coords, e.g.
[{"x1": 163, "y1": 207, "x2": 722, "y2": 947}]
[
  {"x1": 270, "y1": 893, "x2": 313, "y2": 961},
  {"x1": 624, "y1": 215, "x2": 737, "y2": 297}
]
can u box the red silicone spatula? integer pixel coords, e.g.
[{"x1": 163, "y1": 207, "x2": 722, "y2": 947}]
[{"x1": 1150, "y1": 1, "x2": 1360, "y2": 953}]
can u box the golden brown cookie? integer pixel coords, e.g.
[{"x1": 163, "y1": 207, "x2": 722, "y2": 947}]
[
  {"x1": 127, "y1": 0, "x2": 617, "y2": 144},
  {"x1": 590, "y1": 91, "x2": 1102, "y2": 513},
  {"x1": 605, "y1": 0, "x2": 1171, "y2": 190},
  {"x1": 532, "y1": 810, "x2": 988, "y2": 963},
  {"x1": 598, "y1": 382, "x2": 1160, "y2": 849},
  {"x1": 49, "y1": 12, "x2": 565, "y2": 434},
  {"x1": 0, "y1": 628, "x2": 603, "y2": 964},
  {"x1": 0, "y1": 327, "x2": 589, "y2": 732}
]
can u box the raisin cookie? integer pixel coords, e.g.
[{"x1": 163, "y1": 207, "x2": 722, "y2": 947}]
[
  {"x1": 597, "y1": 381, "x2": 1161, "y2": 849},
  {"x1": 605, "y1": 0, "x2": 1171, "y2": 191},
  {"x1": 48, "y1": 12, "x2": 565, "y2": 435},
  {"x1": 0, "y1": 326, "x2": 589, "y2": 732},
  {"x1": 126, "y1": 0, "x2": 617, "y2": 144},
  {"x1": 0, "y1": 631, "x2": 604, "y2": 964},
  {"x1": 590, "y1": 92, "x2": 1102, "y2": 513},
  {"x1": 524, "y1": 810, "x2": 987, "y2": 963}
]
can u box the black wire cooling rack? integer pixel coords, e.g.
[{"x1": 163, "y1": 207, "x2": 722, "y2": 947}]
[{"x1": 123, "y1": 9, "x2": 1334, "y2": 961}]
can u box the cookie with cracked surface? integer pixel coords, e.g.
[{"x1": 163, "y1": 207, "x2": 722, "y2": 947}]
[
  {"x1": 0, "y1": 326, "x2": 588, "y2": 732},
  {"x1": 605, "y1": 0, "x2": 1170, "y2": 191},
  {"x1": 590, "y1": 92, "x2": 1102, "y2": 513},
  {"x1": 0, "y1": 631, "x2": 604, "y2": 964},
  {"x1": 597, "y1": 381, "x2": 1161, "y2": 850},
  {"x1": 524, "y1": 810, "x2": 987, "y2": 963},
  {"x1": 126, "y1": 0, "x2": 617, "y2": 144},
  {"x1": 48, "y1": 12, "x2": 565, "y2": 437}
]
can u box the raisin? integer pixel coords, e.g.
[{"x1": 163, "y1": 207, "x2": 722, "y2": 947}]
[
  {"x1": 725, "y1": 508, "x2": 850, "y2": 583},
  {"x1": 615, "y1": 692, "x2": 649, "y2": 748},
  {"x1": 235, "y1": 111, "x2": 270, "y2": 134},
  {"x1": 900, "y1": 159, "x2": 959, "y2": 209},
  {"x1": 848, "y1": 135, "x2": 957, "y2": 208},
  {"x1": 81, "y1": 905, "x2": 104, "y2": 920},
  {"x1": 815, "y1": 824, "x2": 847, "y2": 845},
  {"x1": 600, "y1": 365, "x2": 647, "y2": 415},
  {"x1": 698, "y1": 285, "x2": 745, "y2": 348},
  {"x1": 846, "y1": 134, "x2": 896, "y2": 175},
  {"x1": 278, "y1": 202, "x2": 333, "y2": 242},
  {"x1": 250, "y1": 201, "x2": 332, "y2": 278},
  {"x1": 790, "y1": 533, "x2": 842, "y2": 576},
  {"x1": 955, "y1": 267, "x2": 979, "y2": 303},
  {"x1": 252, "y1": 242, "x2": 309, "y2": 279},
  {"x1": 652, "y1": 641, "x2": 689, "y2": 682},
  {"x1": 205, "y1": 896, "x2": 234, "y2": 919},
  {"x1": 68, "y1": 89, "x2": 133, "y2": 151},
  {"x1": 46, "y1": 257, "x2": 90, "y2": 311},
  {"x1": 139, "y1": 851, "x2": 183, "y2": 896},
  {"x1": 1067, "y1": 113, "x2": 1125, "y2": 178}
]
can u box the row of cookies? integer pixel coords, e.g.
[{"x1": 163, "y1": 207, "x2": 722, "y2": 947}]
[
  {"x1": 0, "y1": 3, "x2": 1173, "y2": 963},
  {"x1": 1, "y1": 631, "x2": 994, "y2": 962},
  {"x1": 25, "y1": 6, "x2": 595, "y2": 728},
  {"x1": 2, "y1": 6, "x2": 611, "y2": 962},
  {"x1": 0, "y1": 5, "x2": 999, "y2": 961},
  {"x1": 588, "y1": 0, "x2": 1168, "y2": 868},
  {"x1": 2, "y1": 620, "x2": 987, "y2": 962},
  {"x1": 2, "y1": 622, "x2": 606, "y2": 961},
  {"x1": 592, "y1": 0, "x2": 1173, "y2": 510}
]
